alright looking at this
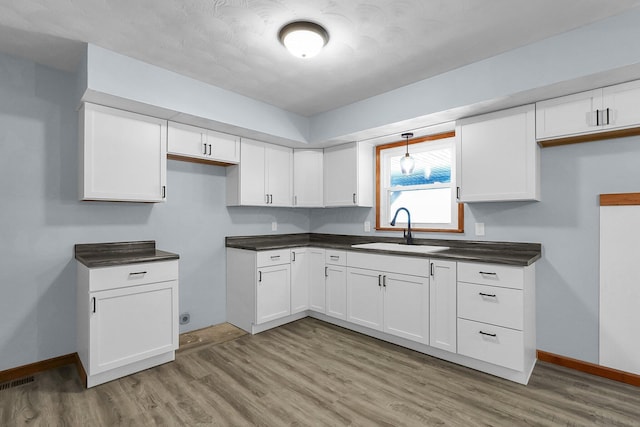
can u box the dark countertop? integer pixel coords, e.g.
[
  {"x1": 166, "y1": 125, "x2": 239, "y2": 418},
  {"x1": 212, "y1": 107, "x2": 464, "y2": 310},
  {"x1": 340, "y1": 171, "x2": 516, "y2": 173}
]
[
  {"x1": 75, "y1": 241, "x2": 179, "y2": 268},
  {"x1": 226, "y1": 233, "x2": 541, "y2": 266}
]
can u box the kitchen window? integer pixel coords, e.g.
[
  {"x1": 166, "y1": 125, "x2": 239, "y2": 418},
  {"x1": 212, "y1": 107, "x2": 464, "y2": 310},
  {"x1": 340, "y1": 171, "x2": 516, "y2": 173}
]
[{"x1": 376, "y1": 132, "x2": 463, "y2": 233}]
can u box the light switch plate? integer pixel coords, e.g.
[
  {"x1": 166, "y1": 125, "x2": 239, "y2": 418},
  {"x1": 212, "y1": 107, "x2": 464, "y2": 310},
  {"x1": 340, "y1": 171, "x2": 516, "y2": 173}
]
[
  {"x1": 271, "y1": 221, "x2": 277, "y2": 231},
  {"x1": 475, "y1": 222, "x2": 485, "y2": 236},
  {"x1": 364, "y1": 221, "x2": 371, "y2": 232}
]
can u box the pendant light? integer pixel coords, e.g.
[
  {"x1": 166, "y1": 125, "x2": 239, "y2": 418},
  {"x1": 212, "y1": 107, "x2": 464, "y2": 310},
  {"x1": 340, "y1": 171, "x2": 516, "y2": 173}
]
[{"x1": 400, "y1": 132, "x2": 415, "y2": 175}]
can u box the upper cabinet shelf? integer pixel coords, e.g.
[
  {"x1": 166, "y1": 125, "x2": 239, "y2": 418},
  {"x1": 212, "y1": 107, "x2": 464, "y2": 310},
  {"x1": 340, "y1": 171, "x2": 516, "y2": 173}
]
[
  {"x1": 536, "y1": 79, "x2": 640, "y2": 147},
  {"x1": 80, "y1": 103, "x2": 167, "y2": 203},
  {"x1": 456, "y1": 104, "x2": 539, "y2": 203},
  {"x1": 167, "y1": 121, "x2": 239, "y2": 165}
]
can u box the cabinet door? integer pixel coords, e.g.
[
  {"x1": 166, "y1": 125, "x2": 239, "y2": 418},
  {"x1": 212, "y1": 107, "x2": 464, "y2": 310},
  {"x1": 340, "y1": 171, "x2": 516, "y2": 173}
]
[
  {"x1": 167, "y1": 122, "x2": 207, "y2": 160},
  {"x1": 308, "y1": 248, "x2": 326, "y2": 313},
  {"x1": 324, "y1": 143, "x2": 358, "y2": 207},
  {"x1": 346, "y1": 268, "x2": 383, "y2": 331},
  {"x1": 535, "y1": 89, "x2": 602, "y2": 139},
  {"x1": 81, "y1": 103, "x2": 167, "y2": 202},
  {"x1": 207, "y1": 130, "x2": 240, "y2": 164},
  {"x1": 265, "y1": 144, "x2": 293, "y2": 206},
  {"x1": 89, "y1": 280, "x2": 178, "y2": 374},
  {"x1": 429, "y1": 259, "x2": 457, "y2": 352},
  {"x1": 602, "y1": 80, "x2": 640, "y2": 131},
  {"x1": 293, "y1": 149, "x2": 324, "y2": 207},
  {"x1": 326, "y1": 264, "x2": 347, "y2": 320},
  {"x1": 383, "y1": 273, "x2": 429, "y2": 344},
  {"x1": 256, "y1": 264, "x2": 291, "y2": 324},
  {"x1": 457, "y1": 104, "x2": 539, "y2": 202},
  {"x1": 290, "y1": 249, "x2": 309, "y2": 314},
  {"x1": 239, "y1": 139, "x2": 267, "y2": 205}
]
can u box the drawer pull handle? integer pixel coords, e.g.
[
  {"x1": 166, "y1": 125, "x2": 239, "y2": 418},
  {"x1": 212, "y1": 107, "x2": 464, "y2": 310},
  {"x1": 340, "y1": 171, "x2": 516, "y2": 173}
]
[
  {"x1": 325, "y1": 267, "x2": 328, "y2": 277},
  {"x1": 479, "y1": 271, "x2": 497, "y2": 276},
  {"x1": 378, "y1": 274, "x2": 382, "y2": 287},
  {"x1": 291, "y1": 252, "x2": 296, "y2": 262},
  {"x1": 258, "y1": 271, "x2": 262, "y2": 282},
  {"x1": 330, "y1": 255, "x2": 339, "y2": 260},
  {"x1": 203, "y1": 142, "x2": 207, "y2": 155},
  {"x1": 479, "y1": 331, "x2": 497, "y2": 337},
  {"x1": 270, "y1": 255, "x2": 280, "y2": 260},
  {"x1": 129, "y1": 271, "x2": 147, "y2": 277},
  {"x1": 479, "y1": 292, "x2": 497, "y2": 298},
  {"x1": 382, "y1": 275, "x2": 386, "y2": 288},
  {"x1": 92, "y1": 297, "x2": 96, "y2": 313}
]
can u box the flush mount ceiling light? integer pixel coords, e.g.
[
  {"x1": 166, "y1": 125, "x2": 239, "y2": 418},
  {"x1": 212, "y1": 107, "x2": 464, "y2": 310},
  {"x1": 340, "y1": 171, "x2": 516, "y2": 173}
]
[
  {"x1": 278, "y1": 21, "x2": 329, "y2": 59},
  {"x1": 400, "y1": 132, "x2": 415, "y2": 175}
]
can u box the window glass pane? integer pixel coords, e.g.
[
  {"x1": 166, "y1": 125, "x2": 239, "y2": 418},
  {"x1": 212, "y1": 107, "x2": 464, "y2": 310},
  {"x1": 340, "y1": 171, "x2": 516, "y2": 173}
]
[
  {"x1": 389, "y1": 188, "x2": 452, "y2": 224},
  {"x1": 389, "y1": 148, "x2": 452, "y2": 186}
]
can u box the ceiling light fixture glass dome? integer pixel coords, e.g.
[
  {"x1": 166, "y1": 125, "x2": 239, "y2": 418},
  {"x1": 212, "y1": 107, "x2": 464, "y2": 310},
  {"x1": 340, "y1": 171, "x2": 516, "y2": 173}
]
[{"x1": 278, "y1": 21, "x2": 329, "y2": 59}]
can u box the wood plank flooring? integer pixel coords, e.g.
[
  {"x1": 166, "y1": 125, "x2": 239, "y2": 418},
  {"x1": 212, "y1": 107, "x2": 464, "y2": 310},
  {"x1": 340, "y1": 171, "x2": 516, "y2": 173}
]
[{"x1": 2, "y1": 317, "x2": 639, "y2": 426}]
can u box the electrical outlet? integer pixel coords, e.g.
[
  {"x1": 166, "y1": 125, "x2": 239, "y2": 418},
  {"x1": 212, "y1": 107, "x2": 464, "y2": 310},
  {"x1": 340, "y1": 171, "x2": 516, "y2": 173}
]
[
  {"x1": 271, "y1": 221, "x2": 277, "y2": 231},
  {"x1": 364, "y1": 221, "x2": 371, "y2": 232},
  {"x1": 475, "y1": 222, "x2": 485, "y2": 236},
  {"x1": 179, "y1": 313, "x2": 190, "y2": 325}
]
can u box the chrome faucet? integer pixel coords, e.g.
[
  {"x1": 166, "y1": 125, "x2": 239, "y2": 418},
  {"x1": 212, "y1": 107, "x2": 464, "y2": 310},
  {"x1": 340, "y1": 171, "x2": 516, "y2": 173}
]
[{"x1": 390, "y1": 207, "x2": 413, "y2": 245}]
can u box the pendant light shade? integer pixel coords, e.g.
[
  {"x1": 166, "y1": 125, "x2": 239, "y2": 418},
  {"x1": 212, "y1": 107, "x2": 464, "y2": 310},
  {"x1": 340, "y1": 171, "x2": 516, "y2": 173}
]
[
  {"x1": 400, "y1": 132, "x2": 415, "y2": 175},
  {"x1": 279, "y1": 21, "x2": 329, "y2": 59}
]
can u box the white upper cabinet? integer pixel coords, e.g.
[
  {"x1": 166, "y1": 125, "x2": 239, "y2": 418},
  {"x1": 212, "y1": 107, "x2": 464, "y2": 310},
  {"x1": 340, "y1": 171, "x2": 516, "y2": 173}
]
[
  {"x1": 323, "y1": 141, "x2": 373, "y2": 207},
  {"x1": 80, "y1": 103, "x2": 167, "y2": 202},
  {"x1": 167, "y1": 121, "x2": 239, "y2": 164},
  {"x1": 293, "y1": 149, "x2": 324, "y2": 207},
  {"x1": 226, "y1": 138, "x2": 293, "y2": 206},
  {"x1": 456, "y1": 104, "x2": 539, "y2": 202},
  {"x1": 536, "y1": 79, "x2": 640, "y2": 141}
]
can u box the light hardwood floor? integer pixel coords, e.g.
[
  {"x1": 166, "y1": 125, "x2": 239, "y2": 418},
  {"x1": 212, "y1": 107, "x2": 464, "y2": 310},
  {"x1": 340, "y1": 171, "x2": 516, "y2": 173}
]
[{"x1": 2, "y1": 318, "x2": 639, "y2": 426}]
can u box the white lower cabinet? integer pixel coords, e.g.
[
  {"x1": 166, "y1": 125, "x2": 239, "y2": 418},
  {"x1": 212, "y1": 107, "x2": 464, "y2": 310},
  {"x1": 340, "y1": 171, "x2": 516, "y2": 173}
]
[
  {"x1": 290, "y1": 248, "x2": 309, "y2": 314},
  {"x1": 347, "y1": 265, "x2": 429, "y2": 344},
  {"x1": 429, "y1": 259, "x2": 457, "y2": 352},
  {"x1": 456, "y1": 261, "x2": 536, "y2": 379},
  {"x1": 227, "y1": 248, "x2": 292, "y2": 334},
  {"x1": 77, "y1": 260, "x2": 179, "y2": 388},
  {"x1": 256, "y1": 263, "x2": 291, "y2": 324},
  {"x1": 226, "y1": 245, "x2": 537, "y2": 384},
  {"x1": 325, "y1": 250, "x2": 347, "y2": 320},
  {"x1": 308, "y1": 248, "x2": 327, "y2": 313},
  {"x1": 346, "y1": 268, "x2": 384, "y2": 330}
]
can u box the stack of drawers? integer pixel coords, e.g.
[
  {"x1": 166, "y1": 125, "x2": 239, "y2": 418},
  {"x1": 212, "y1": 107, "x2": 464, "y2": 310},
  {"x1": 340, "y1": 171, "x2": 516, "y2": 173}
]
[{"x1": 456, "y1": 262, "x2": 525, "y2": 371}]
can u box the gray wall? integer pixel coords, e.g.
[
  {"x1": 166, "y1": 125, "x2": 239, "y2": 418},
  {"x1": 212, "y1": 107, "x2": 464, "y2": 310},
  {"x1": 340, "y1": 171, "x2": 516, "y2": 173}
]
[
  {"x1": 0, "y1": 53, "x2": 309, "y2": 371},
  {"x1": 310, "y1": 137, "x2": 640, "y2": 364}
]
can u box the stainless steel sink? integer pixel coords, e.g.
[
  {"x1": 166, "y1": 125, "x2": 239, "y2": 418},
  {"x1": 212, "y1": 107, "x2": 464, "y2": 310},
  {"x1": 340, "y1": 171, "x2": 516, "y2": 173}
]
[{"x1": 351, "y1": 242, "x2": 449, "y2": 253}]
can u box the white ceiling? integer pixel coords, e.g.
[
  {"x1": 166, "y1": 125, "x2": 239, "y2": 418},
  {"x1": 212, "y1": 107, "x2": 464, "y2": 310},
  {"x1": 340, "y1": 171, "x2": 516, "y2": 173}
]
[{"x1": 1, "y1": 0, "x2": 640, "y2": 116}]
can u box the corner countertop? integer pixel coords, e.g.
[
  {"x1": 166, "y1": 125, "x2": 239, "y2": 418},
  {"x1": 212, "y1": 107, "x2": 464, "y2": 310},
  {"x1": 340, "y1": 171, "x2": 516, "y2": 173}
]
[
  {"x1": 75, "y1": 241, "x2": 179, "y2": 268},
  {"x1": 225, "y1": 233, "x2": 541, "y2": 266}
]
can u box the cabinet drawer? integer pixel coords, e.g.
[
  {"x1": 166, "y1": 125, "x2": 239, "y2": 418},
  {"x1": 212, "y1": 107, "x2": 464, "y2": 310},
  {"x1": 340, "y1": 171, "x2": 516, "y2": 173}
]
[
  {"x1": 457, "y1": 282, "x2": 523, "y2": 330},
  {"x1": 88, "y1": 260, "x2": 178, "y2": 292},
  {"x1": 347, "y1": 251, "x2": 428, "y2": 277},
  {"x1": 325, "y1": 250, "x2": 347, "y2": 266},
  {"x1": 457, "y1": 318, "x2": 524, "y2": 371},
  {"x1": 457, "y1": 262, "x2": 523, "y2": 290},
  {"x1": 256, "y1": 249, "x2": 290, "y2": 267}
]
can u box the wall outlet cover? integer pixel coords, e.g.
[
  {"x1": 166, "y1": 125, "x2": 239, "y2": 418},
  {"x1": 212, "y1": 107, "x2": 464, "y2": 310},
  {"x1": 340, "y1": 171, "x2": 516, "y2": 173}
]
[
  {"x1": 271, "y1": 221, "x2": 277, "y2": 231},
  {"x1": 475, "y1": 222, "x2": 485, "y2": 236},
  {"x1": 364, "y1": 221, "x2": 371, "y2": 232}
]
